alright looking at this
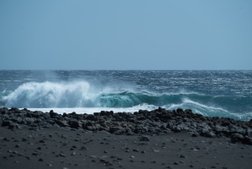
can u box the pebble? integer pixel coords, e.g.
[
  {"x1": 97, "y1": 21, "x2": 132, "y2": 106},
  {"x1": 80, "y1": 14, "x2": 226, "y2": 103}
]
[
  {"x1": 173, "y1": 162, "x2": 178, "y2": 165},
  {"x1": 139, "y1": 136, "x2": 150, "y2": 142},
  {"x1": 59, "y1": 153, "x2": 66, "y2": 157},
  {"x1": 179, "y1": 154, "x2": 186, "y2": 158},
  {"x1": 129, "y1": 155, "x2": 135, "y2": 159},
  {"x1": 47, "y1": 163, "x2": 53, "y2": 167}
]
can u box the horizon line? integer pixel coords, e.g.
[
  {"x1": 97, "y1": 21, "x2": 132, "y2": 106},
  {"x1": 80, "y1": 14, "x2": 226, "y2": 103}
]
[{"x1": 0, "y1": 69, "x2": 252, "y2": 71}]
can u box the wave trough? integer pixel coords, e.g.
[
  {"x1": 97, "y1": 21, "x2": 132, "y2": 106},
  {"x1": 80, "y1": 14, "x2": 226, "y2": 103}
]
[
  {"x1": 1, "y1": 80, "x2": 252, "y2": 120},
  {"x1": 1, "y1": 81, "x2": 206, "y2": 108}
]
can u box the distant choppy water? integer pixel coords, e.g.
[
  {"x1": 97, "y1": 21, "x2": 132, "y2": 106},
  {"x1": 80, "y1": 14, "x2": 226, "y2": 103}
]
[{"x1": 0, "y1": 70, "x2": 252, "y2": 120}]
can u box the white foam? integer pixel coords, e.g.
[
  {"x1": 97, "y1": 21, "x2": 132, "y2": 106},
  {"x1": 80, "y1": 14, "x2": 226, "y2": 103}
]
[
  {"x1": 3, "y1": 80, "x2": 145, "y2": 108},
  {"x1": 141, "y1": 90, "x2": 205, "y2": 96},
  {"x1": 27, "y1": 104, "x2": 157, "y2": 114},
  {"x1": 164, "y1": 98, "x2": 252, "y2": 120},
  {"x1": 3, "y1": 81, "x2": 104, "y2": 108},
  {"x1": 3, "y1": 81, "x2": 252, "y2": 120}
]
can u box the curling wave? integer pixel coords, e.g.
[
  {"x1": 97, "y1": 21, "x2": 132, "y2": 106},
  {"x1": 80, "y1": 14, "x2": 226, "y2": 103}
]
[
  {"x1": 1, "y1": 81, "x2": 206, "y2": 108},
  {"x1": 1, "y1": 81, "x2": 252, "y2": 120}
]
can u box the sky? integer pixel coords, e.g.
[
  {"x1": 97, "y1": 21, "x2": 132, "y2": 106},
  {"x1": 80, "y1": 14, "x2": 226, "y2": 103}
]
[{"x1": 0, "y1": 0, "x2": 252, "y2": 70}]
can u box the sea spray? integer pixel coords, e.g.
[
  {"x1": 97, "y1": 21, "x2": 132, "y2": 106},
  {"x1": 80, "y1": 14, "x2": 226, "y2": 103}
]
[
  {"x1": 2, "y1": 81, "x2": 210, "y2": 108},
  {"x1": 3, "y1": 81, "x2": 94, "y2": 108},
  {"x1": 0, "y1": 70, "x2": 252, "y2": 120}
]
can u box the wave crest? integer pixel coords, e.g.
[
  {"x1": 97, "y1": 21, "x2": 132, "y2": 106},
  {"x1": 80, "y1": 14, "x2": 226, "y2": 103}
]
[
  {"x1": 2, "y1": 81, "x2": 204, "y2": 108},
  {"x1": 2, "y1": 81, "x2": 252, "y2": 120},
  {"x1": 3, "y1": 81, "x2": 96, "y2": 107}
]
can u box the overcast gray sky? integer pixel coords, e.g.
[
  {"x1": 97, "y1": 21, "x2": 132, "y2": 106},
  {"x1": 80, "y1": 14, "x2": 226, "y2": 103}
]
[{"x1": 0, "y1": 0, "x2": 252, "y2": 70}]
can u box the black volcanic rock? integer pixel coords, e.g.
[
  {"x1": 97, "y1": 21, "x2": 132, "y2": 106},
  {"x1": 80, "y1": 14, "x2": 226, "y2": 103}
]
[
  {"x1": 55, "y1": 120, "x2": 68, "y2": 127},
  {"x1": 139, "y1": 136, "x2": 150, "y2": 142},
  {"x1": 68, "y1": 120, "x2": 80, "y2": 129},
  {"x1": 0, "y1": 107, "x2": 252, "y2": 145}
]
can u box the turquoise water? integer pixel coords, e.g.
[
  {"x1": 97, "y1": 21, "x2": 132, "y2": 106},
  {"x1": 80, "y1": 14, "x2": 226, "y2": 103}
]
[{"x1": 0, "y1": 70, "x2": 252, "y2": 120}]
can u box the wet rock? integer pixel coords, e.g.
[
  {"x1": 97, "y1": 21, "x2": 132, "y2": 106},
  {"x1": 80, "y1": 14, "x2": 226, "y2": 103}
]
[
  {"x1": 100, "y1": 111, "x2": 114, "y2": 116},
  {"x1": 202, "y1": 131, "x2": 216, "y2": 138},
  {"x1": 2, "y1": 120, "x2": 19, "y2": 129},
  {"x1": 1, "y1": 107, "x2": 252, "y2": 145},
  {"x1": 242, "y1": 136, "x2": 252, "y2": 145},
  {"x1": 172, "y1": 123, "x2": 189, "y2": 132},
  {"x1": 23, "y1": 118, "x2": 35, "y2": 125},
  {"x1": 0, "y1": 107, "x2": 8, "y2": 114},
  {"x1": 68, "y1": 120, "x2": 80, "y2": 129},
  {"x1": 246, "y1": 128, "x2": 252, "y2": 137},
  {"x1": 109, "y1": 126, "x2": 124, "y2": 134},
  {"x1": 214, "y1": 125, "x2": 229, "y2": 133},
  {"x1": 55, "y1": 120, "x2": 68, "y2": 127},
  {"x1": 2, "y1": 120, "x2": 12, "y2": 127},
  {"x1": 49, "y1": 110, "x2": 58, "y2": 118},
  {"x1": 231, "y1": 133, "x2": 244, "y2": 143},
  {"x1": 86, "y1": 115, "x2": 97, "y2": 121},
  {"x1": 176, "y1": 108, "x2": 184, "y2": 114}
]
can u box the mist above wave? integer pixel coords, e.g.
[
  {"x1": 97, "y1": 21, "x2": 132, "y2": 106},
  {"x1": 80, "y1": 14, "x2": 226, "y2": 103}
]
[
  {"x1": 2, "y1": 80, "x2": 199, "y2": 108},
  {"x1": 1, "y1": 80, "x2": 252, "y2": 120},
  {"x1": 3, "y1": 81, "x2": 101, "y2": 108}
]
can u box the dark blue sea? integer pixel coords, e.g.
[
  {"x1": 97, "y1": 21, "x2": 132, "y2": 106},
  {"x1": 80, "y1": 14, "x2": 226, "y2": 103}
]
[{"x1": 0, "y1": 70, "x2": 252, "y2": 120}]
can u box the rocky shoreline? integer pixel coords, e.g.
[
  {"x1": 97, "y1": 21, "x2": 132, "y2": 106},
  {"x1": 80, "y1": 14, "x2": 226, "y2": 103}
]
[
  {"x1": 1, "y1": 107, "x2": 252, "y2": 169},
  {"x1": 1, "y1": 107, "x2": 252, "y2": 145}
]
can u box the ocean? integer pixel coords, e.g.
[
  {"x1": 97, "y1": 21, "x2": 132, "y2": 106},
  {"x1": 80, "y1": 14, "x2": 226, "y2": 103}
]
[{"x1": 0, "y1": 70, "x2": 252, "y2": 120}]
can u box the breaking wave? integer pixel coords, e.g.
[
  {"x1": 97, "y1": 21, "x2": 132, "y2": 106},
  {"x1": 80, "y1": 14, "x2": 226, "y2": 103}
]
[
  {"x1": 1, "y1": 81, "x2": 252, "y2": 120},
  {"x1": 0, "y1": 81, "x2": 202, "y2": 108}
]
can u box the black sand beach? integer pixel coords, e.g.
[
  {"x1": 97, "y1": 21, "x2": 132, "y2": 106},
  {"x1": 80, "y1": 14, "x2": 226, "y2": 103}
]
[{"x1": 1, "y1": 108, "x2": 252, "y2": 169}]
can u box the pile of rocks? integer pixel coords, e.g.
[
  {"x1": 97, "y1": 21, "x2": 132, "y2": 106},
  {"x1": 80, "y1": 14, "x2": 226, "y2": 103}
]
[{"x1": 1, "y1": 107, "x2": 252, "y2": 144}]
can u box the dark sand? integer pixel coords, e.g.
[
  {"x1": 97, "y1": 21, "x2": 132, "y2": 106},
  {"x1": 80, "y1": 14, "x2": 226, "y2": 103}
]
[{"x1": 1, "y1": 108, "x2": 252, "y2": 169}]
